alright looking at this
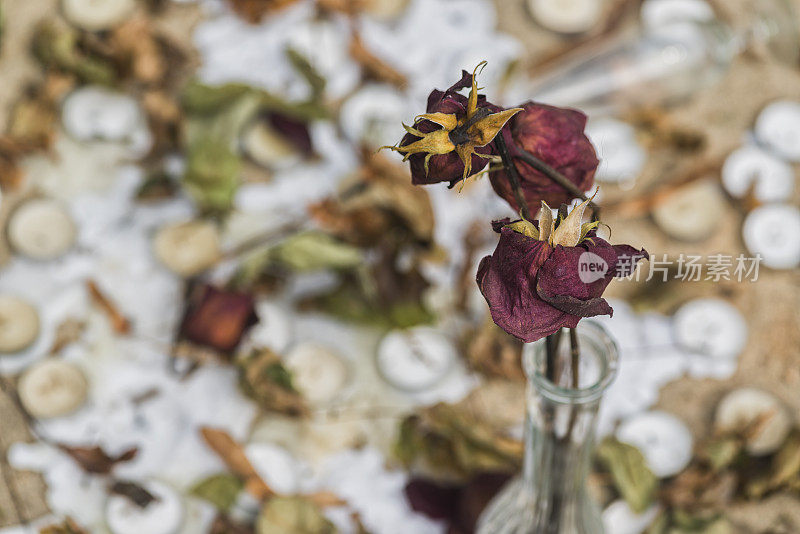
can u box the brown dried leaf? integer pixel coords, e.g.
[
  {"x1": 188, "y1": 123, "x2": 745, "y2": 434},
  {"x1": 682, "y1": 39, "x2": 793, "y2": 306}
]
[
  {"x1": 110, "y1": 480, "x2": 159, "y2": 508},
  {"x1": 109, "y1": 17, "x2": 166, "y2": 84},
  {"x1": 200, "y1": 427, "x2": 273, "y2": 499},
  {"x1": 226, "y1": 0, "x2": 301, "y2": 23},
  {"x1": 209, "y1": 514, "x2": 255, "y2": 534},
  {"x1": 39, "y1": 517, "x2": 88, "y2": 534},
  {"x1": 463, "y1": 319, "x2": 525, "y2": 382},
  {"x1": 87, "y1": 280, "x2": 131, "y2": 334},
  {"x1": 238, "y1": 349, "x2": 309, "y2": 417},
  {"x1": 349, "y1": 32, "x2": 406, "y2": 88},
  {"x1": 58, "y1": 444, "x2": 138, "y2": 475},
  {"x1": 49, "y1": 318, "x2": 86, "y2": 355}
]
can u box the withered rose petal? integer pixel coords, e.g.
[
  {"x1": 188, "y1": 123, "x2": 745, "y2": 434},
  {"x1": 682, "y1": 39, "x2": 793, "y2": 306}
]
[
  {"x1": 477, "y1": 223, "x2": 648, "y2": 342},
  {"x1": 489, "y1": 102, "x2": 598, "y2": 212},
  {"x1": 476, "y1": 227, "x2": 577, "y2": 342},
  {"x1": 404, "y1": 478, "x2": 460, "y2": 520},
  {"x1": 535, "y1": 237, "x2": 648, "y2": 318},
  {"x1": 267, "y1": 112, "x2": 312, "y2": 156},
  {"x1": 179, "y1": 284, "x2": 258, "y2": 353}
]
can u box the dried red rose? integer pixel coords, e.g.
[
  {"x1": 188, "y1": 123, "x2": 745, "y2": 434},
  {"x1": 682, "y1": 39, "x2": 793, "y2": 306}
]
[
  {"x1": 476, "y1": 199, "x2": 647, "y2": 342},
  {"x1": 384, "y1": 63, "x2": 519, "y2": 187},
  {"x1": 179, "y1": 284, "x2": 258, "y2": 353},
  {"x1": 489, "y1": 102, "x2": 598, "y2": 213}
]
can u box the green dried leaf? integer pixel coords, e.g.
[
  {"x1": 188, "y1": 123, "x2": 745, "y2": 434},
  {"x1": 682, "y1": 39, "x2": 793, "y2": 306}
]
[
  {"x1": 239, "y1": 349, "x2": 307, "y2": 417},
  {"x1": 669, "y1": 510, "x2": 733, "y2": 534},
  {"x1": 596, "y1": 437, "x2": 657, "y2": 514},
  {"x1": 256, "y1": 496, "x2": 337, "y2": 534},
  {"x1": 768, "y1": 430, "x2": 800, "y2": 488},
  {"x1": 704, "y1": 437, "x2": 743, "y2": 472},
  {"x1": 31, "y1": 22, "x2": 115, "y2": 85},
  {"x1": 181, "y1": 82, "x2": 254, "y2": 114},
  {"x1": 191, "y1": 473, "x2": 244, "y2": 512},
  {"x1": 394, "y1": 402, "x2": 522, "y2": 478},
  {"x1": 183, "y1": 136, "x2": 241, "y2": 214},
  {"x1": 286, "y1": 48, "x2": 326, "y2": 99},
  {"x1": 274, "y1": 232, "x2": 363, "y2": 272}
]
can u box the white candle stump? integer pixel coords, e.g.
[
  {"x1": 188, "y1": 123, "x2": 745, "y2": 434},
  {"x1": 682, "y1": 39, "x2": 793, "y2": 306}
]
[
  {"x1": 616, "y1": 410, "x2": 693, "y2": 478},
  {"x1": 18, "y1": 359, "x2": 88, "y2": 419},
  {"x1": 715, "y1": 388, "x2": 792, "y2": 456},
  {"x1": 722, "y1": 145, "x2": 795, "y2": 203},
  {"x1": 652, "y1": 180, "x2": 726, "y2": 241},
  {"x1": 585, "y1": 118, "x2": 646, "y2": 184},
  {"x1": 673, "y1": 298, "x2": 747, "y2": 360},
  {"x1": 640, "y1": 0, "x2": 714, "y2": 29},
  {"x1": 376, "y1": 327, "x2": 456, "y2": 391},
  {"x1": 106, "y1": 480, "x2": 184, "y2": 534},
  {"x1": 62, "y1": 0, "x2": 137, "y2": 31},
  {"x1": 743, "y1": 204, "x2": 800, "y2": 269},
  {"x1": 0, "y1": 296, "x2": 41, "y2": 353},
  {"x1": 339, "y1": 85, "x2": 408, "y2": 148},
  {"x1": 602, "y1": 500, "x2": 661, "y2": 534},
  {"x1": 284, "y1": 342, "x2": 349, "y2": 404},
  {"x1": 153, "y1": 220, "x2": 221, "y2": 277},
  {"x1": 755, "y1": 100, "x2": 800, "y2": 162},
  {"x1": 528, "y1": 0, "x2": 603, "y2": 34},
  {"x1": 62, "y1": 87, "x2": 146, "y2": 144},
  {"x1": 8, "y1": 198, "x2": 77, "y2": 260}
]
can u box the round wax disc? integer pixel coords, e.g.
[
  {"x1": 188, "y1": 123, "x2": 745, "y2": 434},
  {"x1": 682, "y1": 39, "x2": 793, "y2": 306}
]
[
  {"x1": 742, "y1": 204, "x2": 800, "y2": 269},
  {"x1": 755, "y1": 100, "x2": 800, "y2": 162},
  {"x1": 586, "y1": 118, "x2": 646, "y2": 184},
  {"x1": 673, "y1": 298, "x2": 747, "y2": 359},
  {"x1": 284, "y1": 342, "x2": 349, "y2": 404},
  {"x1": 7, "y1": 198, "x2": 77, "y2": 260},
  {"x1": 18, "y1": 359, "x2": 88, "y2": 419},
  {"x1": 529, "y1": 0, "x2": 603, "y2": 34},
  {"x1": 106, "y1": 480, "x2": 183, "y2": 534},
  {"x1": 62, "y1": 0, "x2": 136, "y2": 31},
  {"x1": 616, "y1": 410, "x2": 693, "y2": 477},
  {"x1": 652, "y1": 180, "x2": 726, "y2": 241},
  {"x1": 0, "y1": 296, "x2": 41, "y2": 354},
  {"x1": 62, "y1": 86, "x2": 143, "y2": 143},
  {"x1": 722, "y1": 145, "x2": 795, "y2": 202},
  {"x1": 640, "y1": 0, "x2": 714, "y2": 29},
  {"x1": 715, "y1": 388, "x2": 792, "y2": 456},
  {"x1": 376, "y1": 327, "x2": 456, "y2": 391},
  {"x1": 153, "y1": 220, "x2": 221, "y2": 277}
]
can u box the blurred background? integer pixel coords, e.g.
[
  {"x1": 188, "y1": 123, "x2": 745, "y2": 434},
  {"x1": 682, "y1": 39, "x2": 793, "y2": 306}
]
[{"x1": 0, "y1": 0, "x2": 799, "y2": 532}]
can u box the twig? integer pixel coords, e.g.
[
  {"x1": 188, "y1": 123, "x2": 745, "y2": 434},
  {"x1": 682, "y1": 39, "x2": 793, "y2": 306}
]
[
  {"x1": 494, "y1": 134, "x2": 532, "y2": 220},
  {"x1": 513, "y1": 149, "x2": 600, "y2": 217},
  {"x1": 569, "y1": 328, "x2": 580, "y2": 390}
]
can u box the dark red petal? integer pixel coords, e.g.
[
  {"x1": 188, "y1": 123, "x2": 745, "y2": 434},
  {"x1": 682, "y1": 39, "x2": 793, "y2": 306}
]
[
  {"x1": 404, "y1": 478, "x2": 460, "y2": 520},
  {"x1": 489, "y1": 102, "x2": 597, "y2": 213},
  {"x1": 476, "y1": 228, "x2": 576, "y2": 342}
]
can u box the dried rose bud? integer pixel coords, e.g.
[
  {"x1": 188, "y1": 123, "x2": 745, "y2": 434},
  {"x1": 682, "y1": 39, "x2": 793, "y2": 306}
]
[
  {"x1": 477, "y1": 198, "x2": 647, "y2": 342},
  {"x1": 384, "y1": 63, "x2": 521, "y2": 187},
  {"x1": 490, "y1": 102, "x2": 598, "y2": 212},
  {"x1": 179, "y1": 284, "x2": 258, "y2": 353}
]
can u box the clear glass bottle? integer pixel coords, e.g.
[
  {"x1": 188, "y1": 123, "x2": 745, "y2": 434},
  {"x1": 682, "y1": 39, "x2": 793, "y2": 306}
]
[
  {"x1": 477, "y1": 321, "x2": 619, "y2": 534},
  {"x1": 519, "y1": 0, "x2": 798, "y2": 116}
]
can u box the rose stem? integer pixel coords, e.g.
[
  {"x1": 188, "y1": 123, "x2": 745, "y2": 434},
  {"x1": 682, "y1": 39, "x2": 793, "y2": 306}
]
[
  {"x1": 493, "y1": 133, "x2": 533, "y2": 221},
  {"x1": 513, "y1": 148, "x2": 601, "y2": 219},
  {"x1": 569, "y1": 328, "x2": 580, "y2": 390}
]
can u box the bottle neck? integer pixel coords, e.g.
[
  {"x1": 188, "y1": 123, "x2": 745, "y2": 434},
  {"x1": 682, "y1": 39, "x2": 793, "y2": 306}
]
[{"x1": 522, "y1": 385, "x2": 600, "y2": 499}]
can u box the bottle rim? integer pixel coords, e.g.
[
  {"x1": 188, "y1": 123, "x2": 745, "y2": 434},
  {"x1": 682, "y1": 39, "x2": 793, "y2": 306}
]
[{"x1": 522, "y1": 320, "x2": 619, "y2": 404}]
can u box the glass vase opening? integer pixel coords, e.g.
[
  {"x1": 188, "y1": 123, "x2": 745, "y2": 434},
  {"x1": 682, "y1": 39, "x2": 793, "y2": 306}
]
[{"x1": 477, "y1": 320, "x2": 619, "y2": 534}]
